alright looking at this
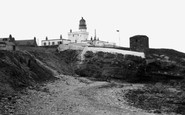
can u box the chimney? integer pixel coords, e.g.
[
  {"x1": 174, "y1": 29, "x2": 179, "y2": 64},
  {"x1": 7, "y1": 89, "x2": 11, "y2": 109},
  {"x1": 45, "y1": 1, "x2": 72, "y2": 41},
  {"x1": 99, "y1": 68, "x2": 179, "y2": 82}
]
[
  {"x1": 70, "y1": 29, "x2": 72, "y2": 33},
  {"x1": 9, "y1": 34, "x2": 15, "y2": 42},
  {"x1": 60, "y1": 35, "x2": 62, "y2": 39},
  {"x1": 34, "y1": 37, "x2": 38, "y2": 46},
  {"x1": 94, "y1": 29, "x2": 96, "y2": 39},
  {"x1": 46, "y1": 36, "x2": 48, "y2": 40},
  {"x1": 9, "y1": 34, "x2": 12, "y2": 39}
]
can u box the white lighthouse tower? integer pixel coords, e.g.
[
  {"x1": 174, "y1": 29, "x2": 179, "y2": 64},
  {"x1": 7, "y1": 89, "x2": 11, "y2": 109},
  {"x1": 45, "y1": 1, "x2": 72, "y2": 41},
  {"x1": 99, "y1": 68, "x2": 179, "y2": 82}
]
[{"x1": 68, "y1": 17, "x2": 89, "y2": 43}]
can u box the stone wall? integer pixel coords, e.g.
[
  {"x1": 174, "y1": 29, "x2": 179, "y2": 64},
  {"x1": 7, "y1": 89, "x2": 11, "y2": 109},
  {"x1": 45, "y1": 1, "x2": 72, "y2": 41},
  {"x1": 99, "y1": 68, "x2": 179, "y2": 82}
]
[
  {"x1": 57, "y1": 44, "x2": 85, "y2": 52},
  {"x1": 130, "y1": 35, "x2": 149, "y2": 52}
]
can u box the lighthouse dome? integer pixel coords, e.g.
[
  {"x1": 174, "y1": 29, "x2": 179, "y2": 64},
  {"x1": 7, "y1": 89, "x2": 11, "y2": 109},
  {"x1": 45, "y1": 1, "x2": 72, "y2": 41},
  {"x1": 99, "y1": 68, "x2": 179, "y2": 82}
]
[{"x1": 79, "y1": 17, "x2": 87, "y2": 30}]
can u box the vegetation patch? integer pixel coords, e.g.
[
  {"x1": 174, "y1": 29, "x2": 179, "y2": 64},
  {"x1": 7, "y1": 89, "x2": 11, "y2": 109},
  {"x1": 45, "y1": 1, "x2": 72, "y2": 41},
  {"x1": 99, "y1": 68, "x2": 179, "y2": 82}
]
[
  {"x1": 76, "y1": 51, "x2": 147, "y2": 82},
  {"x1": 28, "y1": 49, "x2": 79, "y2": 75},
  {"x1": 125, "y1": 82, "x2": 185, "y2": 114},
  {"x1": 0, "y1": 50, "x2": 56, "y2": 100}
]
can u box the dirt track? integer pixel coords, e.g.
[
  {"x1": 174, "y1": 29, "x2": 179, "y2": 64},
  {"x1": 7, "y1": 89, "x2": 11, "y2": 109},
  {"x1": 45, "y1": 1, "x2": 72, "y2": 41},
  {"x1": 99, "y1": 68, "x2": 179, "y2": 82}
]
[{"x1": 9, "y1": 75, "x2": 156, "y2": 115}]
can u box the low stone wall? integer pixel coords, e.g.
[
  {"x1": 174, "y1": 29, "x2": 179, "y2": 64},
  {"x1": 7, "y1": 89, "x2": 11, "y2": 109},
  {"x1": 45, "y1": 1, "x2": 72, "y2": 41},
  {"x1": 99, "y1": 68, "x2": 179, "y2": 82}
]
[
  {"x1": 80, "y1": 47, "x2": 145, "y2": 61},
  {"x1": 57, "y1": 44, "x2": 85, "y2": 51}
]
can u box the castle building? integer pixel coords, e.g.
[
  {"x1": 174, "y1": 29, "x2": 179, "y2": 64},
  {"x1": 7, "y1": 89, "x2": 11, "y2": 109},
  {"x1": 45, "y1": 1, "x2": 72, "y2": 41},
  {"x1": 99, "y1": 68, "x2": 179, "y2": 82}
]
[
  {"x1": 68, "y1": 17, "x2": 89, "y2": 43},
  {"x1": 130, "y1": 35, "x2": 149, "y2": 52}
]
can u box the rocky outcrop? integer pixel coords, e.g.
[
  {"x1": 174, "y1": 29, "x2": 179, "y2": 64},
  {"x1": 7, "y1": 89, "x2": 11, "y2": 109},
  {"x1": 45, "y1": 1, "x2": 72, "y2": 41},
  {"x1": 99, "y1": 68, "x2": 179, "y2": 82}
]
[{"x1": 75, "y1": 51, "x2": 146, "y2": 82}]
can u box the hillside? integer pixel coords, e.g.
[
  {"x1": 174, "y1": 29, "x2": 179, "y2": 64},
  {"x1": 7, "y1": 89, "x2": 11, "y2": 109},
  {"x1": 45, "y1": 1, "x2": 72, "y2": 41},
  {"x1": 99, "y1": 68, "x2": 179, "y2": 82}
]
[
  {"x1": 125, "y1": 48, "x2": 185, "y2": 114},
  {"x1": 1, "y1": 47, "x2": 185, "y2": 114},
  {"x1": 1, "y1": 47, "x2": 185, "y2": 93},
  {"x1": 0, "y1": 50, "x2": 56, "y2": 98},
  {"x1": 144, "y1": 48, "x2": 185, "y2": 81},
  {"x1": 146, "y1": 48, "x2": 185, "y2": 64}
]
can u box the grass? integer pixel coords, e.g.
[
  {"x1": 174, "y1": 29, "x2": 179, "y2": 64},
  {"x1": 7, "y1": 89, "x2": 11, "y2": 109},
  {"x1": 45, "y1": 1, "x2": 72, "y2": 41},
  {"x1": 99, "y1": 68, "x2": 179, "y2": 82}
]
[{"x1": 125, "y1": 82, "x2": 185, "y2": 114}]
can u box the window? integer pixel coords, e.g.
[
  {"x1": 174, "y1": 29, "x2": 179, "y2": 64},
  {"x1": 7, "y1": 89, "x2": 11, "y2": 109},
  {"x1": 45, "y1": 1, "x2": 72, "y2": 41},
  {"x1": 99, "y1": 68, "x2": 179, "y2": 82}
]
[
  {"x1": 3, "y1": 38, "x2": 8, "y2": 41},
  {"x1": 48, "y1": 42, "x2": 50, "y2": 45},
  {"x1": 44, "y1": 42, "x2": 46, "y2": 46},
  {"x1": 58, "y1": 41, "x2": 62, "y2": 45},
  {"x1": 52, "y1": 42, "x2": 55, "y2": 45}
]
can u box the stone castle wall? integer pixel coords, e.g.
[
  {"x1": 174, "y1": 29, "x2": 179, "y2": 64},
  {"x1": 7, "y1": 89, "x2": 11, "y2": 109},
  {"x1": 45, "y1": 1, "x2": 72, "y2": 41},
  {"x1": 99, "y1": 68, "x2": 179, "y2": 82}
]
[{"x1": 130, "y1": 35, "x2": 149, "y2": 52}]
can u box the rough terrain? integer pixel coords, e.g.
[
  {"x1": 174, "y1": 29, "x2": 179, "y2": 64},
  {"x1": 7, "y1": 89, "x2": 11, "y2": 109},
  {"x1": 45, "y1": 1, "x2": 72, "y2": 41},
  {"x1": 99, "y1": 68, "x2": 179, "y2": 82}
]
[
  {"x1": 1, "y1": 75, "x2": 158, "y2": 115},
  {"x1": 1, "y1": 47, "x2": 185, "y2": 115}
]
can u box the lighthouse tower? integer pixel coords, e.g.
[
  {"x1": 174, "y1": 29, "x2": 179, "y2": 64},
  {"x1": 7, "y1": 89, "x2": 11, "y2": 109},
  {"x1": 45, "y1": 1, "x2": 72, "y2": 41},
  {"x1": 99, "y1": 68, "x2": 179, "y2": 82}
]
[{"x1": 68, "y1": 17, "x2": 89, "y2": 43}]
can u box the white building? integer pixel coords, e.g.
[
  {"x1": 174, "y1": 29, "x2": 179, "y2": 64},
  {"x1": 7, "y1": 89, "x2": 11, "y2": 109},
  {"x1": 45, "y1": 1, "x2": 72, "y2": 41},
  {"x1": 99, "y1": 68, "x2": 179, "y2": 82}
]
[
  {"x1": 41, "y1": 17, "x2": 116, "y2": 48},
  {"x1": 68, "y1": 17, "x2": 89, "y2": 43},
  {"x1": 41, "y1": 35, "x2": 71, "y2": 46}
]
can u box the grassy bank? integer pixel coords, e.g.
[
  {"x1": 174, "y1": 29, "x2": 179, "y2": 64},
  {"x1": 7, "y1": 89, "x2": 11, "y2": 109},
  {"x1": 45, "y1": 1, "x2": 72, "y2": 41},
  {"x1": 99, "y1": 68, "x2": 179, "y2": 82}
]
[
  {"x1": 124, "y1": 49, "x2": 185, "y2": 114},
  {"x1": 0, "y1": 50, "x2": 56, "y2": 99},
  {"x1": 125, "y1": 81, "x2": 185, "y2": 114}
]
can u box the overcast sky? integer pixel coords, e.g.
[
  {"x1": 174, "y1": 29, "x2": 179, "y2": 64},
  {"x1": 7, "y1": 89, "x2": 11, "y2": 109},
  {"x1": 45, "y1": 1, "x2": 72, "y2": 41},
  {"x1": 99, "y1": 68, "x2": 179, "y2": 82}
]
[{"x1": 0, "y1": 0, "x2": 185, "y2": 52}]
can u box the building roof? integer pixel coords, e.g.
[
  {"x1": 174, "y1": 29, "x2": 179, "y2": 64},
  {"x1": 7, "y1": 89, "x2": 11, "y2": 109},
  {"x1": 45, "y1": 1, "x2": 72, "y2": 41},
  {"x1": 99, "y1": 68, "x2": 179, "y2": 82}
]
[
  {"x1": 68, "y1": 31, "x2": 89, "y2": 34},
  {"x1": 42, "y1": 39, "x2": 71, "y2": 42},
  {"x1": 0, "y1": 35, "x2": 15, "y2": 42},
  {"x1": 0, "y1": 41, "x2": 15, "y2": 46},
  {"x1": 0, "y1": 38, "x2": 11, "y2": 42},
  {"x1": 15, "y1": 39, "x2": 37, "y2": 46},
  {"x1": 130, "y1": 35, "x2": 149, "y2": 40},
  {"x1": 79, "y1": 17, "x2": 87, "y2": 30}
]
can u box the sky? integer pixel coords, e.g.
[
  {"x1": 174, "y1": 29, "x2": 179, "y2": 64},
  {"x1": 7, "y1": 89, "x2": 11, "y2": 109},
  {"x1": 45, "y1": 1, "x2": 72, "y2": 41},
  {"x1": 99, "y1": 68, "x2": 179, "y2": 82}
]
[{"x1": 0, "y1": 0, "x2": 185, "y2": 52}]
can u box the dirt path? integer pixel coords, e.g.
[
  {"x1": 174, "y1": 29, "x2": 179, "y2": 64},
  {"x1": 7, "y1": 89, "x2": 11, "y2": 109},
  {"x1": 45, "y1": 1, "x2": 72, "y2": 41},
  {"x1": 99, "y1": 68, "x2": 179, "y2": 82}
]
[{"x1": 7, "y1": 75, "x2": 156, "y2": 115}]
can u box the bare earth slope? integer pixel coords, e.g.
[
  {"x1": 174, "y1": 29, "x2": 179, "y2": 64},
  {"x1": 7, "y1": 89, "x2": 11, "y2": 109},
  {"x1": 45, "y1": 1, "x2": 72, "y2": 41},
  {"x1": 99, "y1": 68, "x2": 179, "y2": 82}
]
[{"x1": 9, "y1": 75, "x2": 153, "y2": 115}]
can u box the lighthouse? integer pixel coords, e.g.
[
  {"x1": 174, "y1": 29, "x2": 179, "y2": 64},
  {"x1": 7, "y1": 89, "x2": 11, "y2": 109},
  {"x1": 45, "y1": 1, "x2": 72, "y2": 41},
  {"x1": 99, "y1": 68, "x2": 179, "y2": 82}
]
[{"x1": 68, "y1": 17, "x2": 89, "y2": 43}]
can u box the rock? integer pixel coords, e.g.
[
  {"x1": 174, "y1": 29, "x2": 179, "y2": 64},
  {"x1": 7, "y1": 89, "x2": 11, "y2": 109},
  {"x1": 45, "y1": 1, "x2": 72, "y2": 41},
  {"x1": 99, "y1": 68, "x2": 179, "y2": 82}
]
[{"x1": 76, "y1": 51, "x2": 146, "y2": 82}]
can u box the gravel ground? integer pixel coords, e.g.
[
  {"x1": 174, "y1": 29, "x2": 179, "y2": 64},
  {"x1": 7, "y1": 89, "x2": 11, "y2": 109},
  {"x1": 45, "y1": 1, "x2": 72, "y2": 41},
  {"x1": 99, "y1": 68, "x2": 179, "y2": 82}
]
[{"x1": 0, "y1": 75, "x2": 158, "y2": 115}]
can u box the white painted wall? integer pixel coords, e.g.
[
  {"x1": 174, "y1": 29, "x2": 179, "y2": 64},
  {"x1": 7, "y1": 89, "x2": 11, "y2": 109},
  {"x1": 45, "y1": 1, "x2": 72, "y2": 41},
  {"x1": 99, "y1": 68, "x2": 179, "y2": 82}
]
[
  {"x1": 68, "y1": 31, "x2": 89, "y2": 43},
  {"x1": 57, "y1": 44, "x2": 85, "y2": 51},
  {"x1": 41, "y1": 39, "x2": 71, "y2": 46},
  {"x1": 81, "y1": 47, "x2": 145, "y2": 60}
]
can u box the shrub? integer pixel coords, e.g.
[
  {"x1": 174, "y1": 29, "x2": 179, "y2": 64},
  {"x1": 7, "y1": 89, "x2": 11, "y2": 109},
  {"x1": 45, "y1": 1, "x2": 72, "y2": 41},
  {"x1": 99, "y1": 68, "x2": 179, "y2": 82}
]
[
  {"x1": 84, "y1": 51, "x2": 94, "y2": 58},
  {"x1": 76, "y1": 51, "x2": 146, "y2": 82},
  {"x1": 125, "y1": 83, "x2": 185, "y2": 114}
]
